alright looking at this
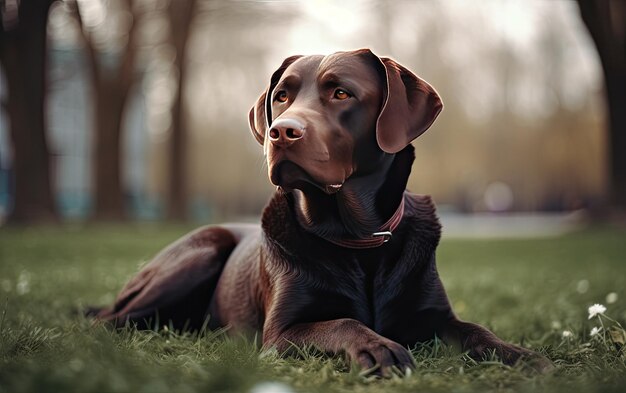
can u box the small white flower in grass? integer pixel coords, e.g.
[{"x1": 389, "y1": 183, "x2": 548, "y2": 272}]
[
  {"x1": 588, "y1": 304, "x2": 607, "y2": 319},
  {"x1": 590, "y1": 326, "x2": 602, "y2": 337},
  {"x1": 606, "y1": 292, "x2": 618, "y2": 304},
  {"x1": 249, "y1": 382, "x2": 294, "y2": 393},
  {"x1": 562, "y1": 330, "x2": 573, "y2": 338}
]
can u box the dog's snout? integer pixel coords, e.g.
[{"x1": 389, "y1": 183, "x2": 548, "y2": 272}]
[{"x1": 268, "y1": 118, "x2": 305, "y2": 147}]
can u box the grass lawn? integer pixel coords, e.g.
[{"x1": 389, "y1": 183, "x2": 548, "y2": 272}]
[{"x1": 0, "y1": 224, "x2": 625, "y2": 393}]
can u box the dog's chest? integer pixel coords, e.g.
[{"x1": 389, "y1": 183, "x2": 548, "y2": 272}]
[
  {"x1": 276, "y1": 242, "x2": 409, "y2": 329},
  {"x1": 263, "y1": 192, "x2": 443, "y2": 333}
]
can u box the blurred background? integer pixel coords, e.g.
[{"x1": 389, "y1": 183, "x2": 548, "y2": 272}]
[{"x1": 1, "y1": 0, "x2": 624, "y2": 234}]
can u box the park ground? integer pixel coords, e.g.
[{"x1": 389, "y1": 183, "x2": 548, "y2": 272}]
[{"x1": 0, "y1": 224, "x2": 625, "y2": 393}]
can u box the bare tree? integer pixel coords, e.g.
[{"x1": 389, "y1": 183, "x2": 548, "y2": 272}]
[
  {"x1": 577, "y1": 0, "x2": 626, "y2": 210},
  {"x1": 166, "y1": 0, "x2": 197, "y2": 221},
  {"x1": 0, "y1": 0, "x2": 58, "y2": 224},
  {"x1": 70, "y1": 0, "x2": 139, "y2": 220}
]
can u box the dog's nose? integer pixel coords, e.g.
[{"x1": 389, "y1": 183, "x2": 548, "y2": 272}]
[{"x1": 268, "y1": 118, "x2": 305, "y2": 147}]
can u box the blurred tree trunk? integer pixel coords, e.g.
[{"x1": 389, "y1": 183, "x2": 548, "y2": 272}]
[
  {"x1": 167, "y1": 0, "x2": 197, "y2": 221},
  {"x1": 0, "y1": 0, "x2": 58, "y2": 224},
  {"x1": 577, "y1": 0, "x2": 626, "y2": 210},
  {"x1": 71, "y1": 0, "x2": 138, "y2": 221}
]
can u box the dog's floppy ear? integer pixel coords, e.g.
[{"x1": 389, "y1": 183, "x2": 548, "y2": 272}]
[
  {"x1": 374, "y1": 56, "x2": 443, "y2": 154},
  {"x1": 248, "y1": 55, "x2": 303, "y2": 145},
  {"x1": 248, "y1": 92, "x2": 267, "y2": 145}
]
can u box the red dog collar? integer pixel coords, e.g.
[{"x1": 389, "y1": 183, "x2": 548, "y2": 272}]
[{"x1": 325, "y1": 197, "x2": 405, "y2": 249}]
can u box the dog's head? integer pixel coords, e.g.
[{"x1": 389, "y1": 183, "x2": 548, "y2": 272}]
[{"x1": 249, "y1": 49, "x2": 443, "y2": 195}]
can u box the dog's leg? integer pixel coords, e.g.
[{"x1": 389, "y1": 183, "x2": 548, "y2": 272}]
[
  {"x1": 441, "y1": 318, "x2": 553, "y2": 372},
  {"x1": 264, "y1": 318, "x2": 414, "y2": 376},
  {"x1": 92, "y1": 225, "x2": 243, "y2": 331}
]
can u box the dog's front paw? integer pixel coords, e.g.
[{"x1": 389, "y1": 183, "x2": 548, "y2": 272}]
[
  {"x1": 490, "y1": 343, "x2": 554, "y2": 374},
  {"x1": 452, "y1": 320, "x2": 554, "y2": 373},
  {"x1": 508, "y1": 345, "x2": 554, "y2": 373},
  {"x1": 347, "y1": 337, "x2": 414, "y2": 377}
]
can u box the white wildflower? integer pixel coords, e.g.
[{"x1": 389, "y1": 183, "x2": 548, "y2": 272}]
[
  {"x1": 588, "y1": 303, "x2": 607, "y2": 319},
  {"x1": 590, "y1": 326, "x2": 602, "y2": 337},
  {"x1": 249, "y1": 382, "x2": 294, "y2": 393},
  {"x1": 576, "y1": 279, "x2": 589, "y2": 294},
  {"x1": 562, "y1": 330, "x2": 573, "y2": 338},
  {"x1": 606, "y1": 292, "x2": 618, "y2": 304}
]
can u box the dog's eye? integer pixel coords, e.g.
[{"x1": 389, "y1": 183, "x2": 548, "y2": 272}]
[
  {"x1": 275, "y1": 91, "x2": 288, "y2": 103},
  {"x1": 333, "y1": 89, "x2": 351, "y2": 100}
]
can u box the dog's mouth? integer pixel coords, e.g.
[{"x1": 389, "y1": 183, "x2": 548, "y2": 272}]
[{"x1": 270, "y1": 161, "x2": 343, "y2": 195}]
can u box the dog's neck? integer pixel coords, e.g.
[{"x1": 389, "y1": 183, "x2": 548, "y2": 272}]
[{"x1": 289, "y1": 145, "x2": 415, "y2": 241}]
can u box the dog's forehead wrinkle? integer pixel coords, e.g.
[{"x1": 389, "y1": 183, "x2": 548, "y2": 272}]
[
  {"x1": 277, "y1": 56, "x2": 323, "y2": 94},
  {"x1": 273, "y1": 75, "x2": 300, "y2": 97},
  {"x1": 317, "y1": 55, "x2": 380, "y2": 94}
]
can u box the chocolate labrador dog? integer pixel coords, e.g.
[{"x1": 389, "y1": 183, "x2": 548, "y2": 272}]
[{"x1": 92, "y1": 49, "x2": 550, "y2": 374}]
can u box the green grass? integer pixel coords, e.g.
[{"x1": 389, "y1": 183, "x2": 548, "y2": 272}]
[{"x1": 0, "y1": 224, "x2": 625, "y2": 393}]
